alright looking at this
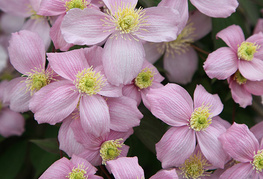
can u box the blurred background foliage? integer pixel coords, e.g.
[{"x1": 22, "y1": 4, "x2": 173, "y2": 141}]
[{"x1": 0, "y1": 0, "x2": 263, "y2": 178}]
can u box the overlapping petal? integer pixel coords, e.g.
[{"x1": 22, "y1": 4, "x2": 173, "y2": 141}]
[
  {"x1": 239, "y1": 57, "x2": 263, "y2": 81},
  {"x1": 219, "y1": 163, "x2": 255, "y2": 179}
]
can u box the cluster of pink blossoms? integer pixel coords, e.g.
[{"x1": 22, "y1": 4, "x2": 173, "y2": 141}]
[{"x1": 1, "y1": 0, "x2": 263, "y2": 178}]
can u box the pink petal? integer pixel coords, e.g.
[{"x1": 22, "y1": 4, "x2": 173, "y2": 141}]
[
  {"x1": 150, "y1": 169, "x2": 178, "y2": 179},
  {"x1": 143, "y1": 42, "x2": 163, "y2": 64},
  {"x1": 163, "y1": 47, "x2": 198, "y2": 84},
  {"x1": 103, "y1": 0, "x2": 138, "y2": 15},
  {"x1": 103, "y1": 33, "x2": 144, "y2": 86},
  {"x1": 196, "y1": 119, "x2": 228, "y2": 168},
  {"x1": 106, "y1": 129, "x2": 134, "y2": 142},
  {"x1": 8, "y1": 30, "x2": 46, "y2": 74},
  {"x1": 239, "y1": 57, "x2": 263, "y2": 81},
  {"x1": 0, "y1": 108, "x2": 25, "y2": 137},
  {"x1": 58, "y1": 117, "x2": 85, "y2": 157},
  {"x1": 50, "y1": 14, "x2": 73, "y2": 51},
  {"x1": 228, "y1": 78, "x2": 252, "y2": 108},
  {"x1": 216, "y1": 25, "x2": 245, "y2": 52},
  {"x1": 78, "y1": 149, "x2": 102, "y2": 166},
  {"x1": 71, "y1": 155, "x2": 98, "y2": 175},
  {"x1": 122, "y1": 85, "x2": 142, "y2": 106},
  {"x1": 193, "y1": 85, "x2": 223, "y2": 118},
  {"x1": 250, "y1": 121, "x2": 263, "y2": 142},
  {"x1": 156, "y1": 126, "x2": 196, "y2": 168},
  {"x1": 61, "y1": 8, "x2": 112, "y2": 45},
  {"x1": 79, "y1": 95, "x2": 110, "y2": 137},
  {"x1": 142, "y1": 59, "x2": 165, "y2": 82},
  {"x1": 204, "y1": 47, "x2": 238, "y2": 80},
  {"x1": 135, "y1": 7, "x2": 180, "y2": 42},
  {"x1": 218, "y1": 122, "x2": 259, "y2": 162},
  {"x1": 107, "y1": 157, "x2": 145, "y2": 179},
  {"x1": 254, "y1": 19, "x2": 263, "y2": 34},
  {"x1": 190, "y1": 0, "x2": 238, "y2": 18},
  {"x1": 107, "y1": 96, "x2": 142, "y2": 132},
  {"x1": 189, "y1": 10, "x2": 212, "y2": 41},
  {"x1": 47, "y1": 49, "x2": 89, "y2": 81},
  {"x1": 84, "y1": 46, "x2": 103, "y2": 67},
  {"x1": 0, "y1": 0, "x2": 31, "y2": 17},
  {"x1": 0, "y1": 13, "x2": 25, "y2": 34},
  {"x1": 29, "y1": 80, "x2": 80, "y2": 124},
  {"x1": 244, "y1": 80, "x2": 263, "y2": 95},
  {"x1": 39, "y1": 157, "x2": 72, "y2": 179},
  {"x1": 246, "y1": 32, "x2": 263, "y2": 59},
  {"x1": 37, "y1": 0, "x2": 66, "y2": 16},
  {"x1": 158, "y1": 0, "x2": 188, "y2": 34},
  {"x1": 219, "y1": 163, "x2": 255, "y2": 179},
  {"x1": 147, "y1": 83, "x2": 193, "y2": 126},
  {"x1": 22, "y1": 18, "x2": 51, "y2": 50}
]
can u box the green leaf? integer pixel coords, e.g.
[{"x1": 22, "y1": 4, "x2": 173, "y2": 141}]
[
  {"x1": 239, "y1": 0, "x2": 260, "y2": 26},
  {"x1": 0, "y1": 140, "x2": 27, "y2": 179},
  {"x1": 30, "y1": 138, "x2": 59, "y2": 154}
]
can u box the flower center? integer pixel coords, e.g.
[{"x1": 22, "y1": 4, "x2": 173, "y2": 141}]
[
  {"x1": 24, "y1": 68, "x2": 52, "y2": 95},
  {"x1": 157, "y1": 22, "x2": 195, "y2": 56},
  {"x1": 189, "y1": 104, "x2": 212, "y2": 131},
  {"x1": 67, "y1": 163, "x2": 88, "y2": 179},
  {"x1": 75, "y1": 67, "x2": 105, "y2": 96},
  {"x1": 252, "y1": 149, "x2": 263, "y2": 172},
  {"x1": 179, "y1": 152, "x2": 211, "y2": 179},
  {"x1": 135, "y1": 68, "x2": 154, "y2": 89},
  {"x1": 65, "y1": 0, "x2": 88, "y2": 11},
  {"x1": 100, "y1": 138, "x2": 123, "y2": 165},
  {"x1": 233, "y1": 70, "x2": 247, "y2": 85},
  {"x1": 237, "y1": 42, "x2": 259, "y2": 61}
]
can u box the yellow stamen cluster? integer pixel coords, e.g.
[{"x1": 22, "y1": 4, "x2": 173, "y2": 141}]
[
  {"x1": 100, "y1": 138, "x2": 123, "y2": 165},
  {"x1": 66, "y1": 163, "x2": 88, "y2": 179},
  {"x1": 157, "y1": 22, "x2": 195, "y2": 56},
  {"x1": 233, "y1": 70, "x2": 247, "y2": 85},
  {"x1": 65, "y1": 0, "x2": 88, "y2": 11},
  {"x1": 252, "y1": 149, "x2": 263, "y2": 172},
  {"x1": 179, "y1": 152, "x2": 211, "y2": 179},
  {"x1": 189, "y1": 104, "x2": 212, "y2": 131},
  {"x1": 237, "y1": 42, "x2": 260, "y2": 61},
  {"x1": 135, "y1": 68, "x2": 154, "y2": 89},
  {"x1": 74, "y1": 67, "x2": 105, "y2": 96},
  {"x1": 24, "y1": 67, "x2": 53, "y2": 95}
]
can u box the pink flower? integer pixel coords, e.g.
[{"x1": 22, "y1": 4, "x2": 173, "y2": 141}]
[
  {"x1": 219, "y1": 123, "x2": 263, "y2": 178},
  {"x1": 144, "y1": 10, "x2": 212, "y2": 84},
  {"x1": 61, "y1": 0, "x2": 184, "y2": 85},
  {"x1": 29, "y1": 47, "x2": 123, "y2": 137},
  {"x1": 147, "y1": 84, "x2": 228, "y2": 168},
  {"x1": 39, "y1": 154, "x2": 102, "y2": 179},
  {"x1": 122, "y1": 60, "x2": 164, "y2": 109},
  {"x1": 204, "y1": 25, "x2": 263, "y2": 81},
  {"x1": 7, "y1": 30, "x2": 55, "y2": 112}
]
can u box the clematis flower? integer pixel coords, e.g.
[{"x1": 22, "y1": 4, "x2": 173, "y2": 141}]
[
  {"x1": 189, "y1": 0, "x2": 238, "y2": 18},
  {"x1": 39, "y1": 154, "x2": 103, "y2": 179},
  {"x1": 122, "y1": 60, "x2": 164, "y2": 109},
  {"x1": 204, "y1": 25, "x2": 263, "y2": 82},
  {"x1": 107, "y1": 156, "x2": 179, "y2": 179},
  {"x1": 29, "y1": 47, "x2": 123, "y2": 137},
  {"x1": 227, "y1": 70, "x2": 263, "y2": 108},
  {"x1": 144, "y1": 10, "x2": 212, "y2": 84},
  {"x1": 61, "y1": 0, "x2": 185, "y2": 85},
  {"x1": 0, "y1": 81, "x2": 25, "y2": 137},
  {"x1": 58, "y1": 116, "x2": 133, "y2": 166},
  {"x1": 7, "y1": 30, "x2": 55, "y2": 112},
  {"x1": 147, "y1": 84, "x2": 228, "y2": 168},
  {"x1": 219, "y1": 123, "x2": 263, "y2": 178}
]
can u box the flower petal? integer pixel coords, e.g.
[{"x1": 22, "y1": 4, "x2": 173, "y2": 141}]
[
  {"x1": 250, "y1": 121, "x2": 263, "y2": 142},
  {"x1": 0, "y1": 13, "x2": 25, "y2": 34},
  {"x1": 135, "y1": 7, "x2": 180, "y2": 42},
  {"x1": 163, "y1": 47, "x2": 198, "y2": 84},
  {"x1": 37, "y1": 0, "x2": 66, "y2": 16},
  {"x1": 219, "y1": 163, "x2": 255, "y2": 179},
  {"x1": 103, "y1": 0, "x2": 138, "y2": 15},
  {"x1": 122, "y1": 85, "x2": 141, "y2": 106},
  {"x1": 47, "y1": 49, "x2": 88, "y2": 81},
  {"x1": 143, "y1": 42, "x2": 163, "y2": 64},
  {"x1": 103, "y1": 33, "x2": 144, "y2": 86},
  {"x1": 150, "y1": 169, "x2": 178, "y2": 179},
  {"x1": 239, "y1": 57, "x2": 263, "y2": 81},
  {"x1": 218, "y1": 122, "x2": 259, "y2": 162},
  {"x1": 204, "y1": 47, "x2": 238, "y2": 80},
  {"x1": 244, "y1": 80, "x2": 263, "y2": 95},
  {"x1": 0, "y1": 0, "x2": 31, "y2": 17},
  {"x1": 156, "y1": 126, "x2": 196, "y2": 168},
  {"x1": 79, "y1": 95, "x2": 110, "y2": 137},
  {"x1": 71, "y1": 155, "x2": 98, "y2": 176},
  {"x1": 29, "y1": 80, "x2": 80, "y2": 124},
  {"x1": 190, "y1": 0, "x2": 238, "y2": 18},
  {"x1": 193, "y1": 85, "x2": 223, "y2": 118},
  {"x1": 61, "y1": 8, "x2": 112, "y2": 45},
  {"x1": 8, "y1": 30, "x2": 46, "y2": 74},
  {"x1": 147, "y1": 83, "x2": 193, "y2": 126}
]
